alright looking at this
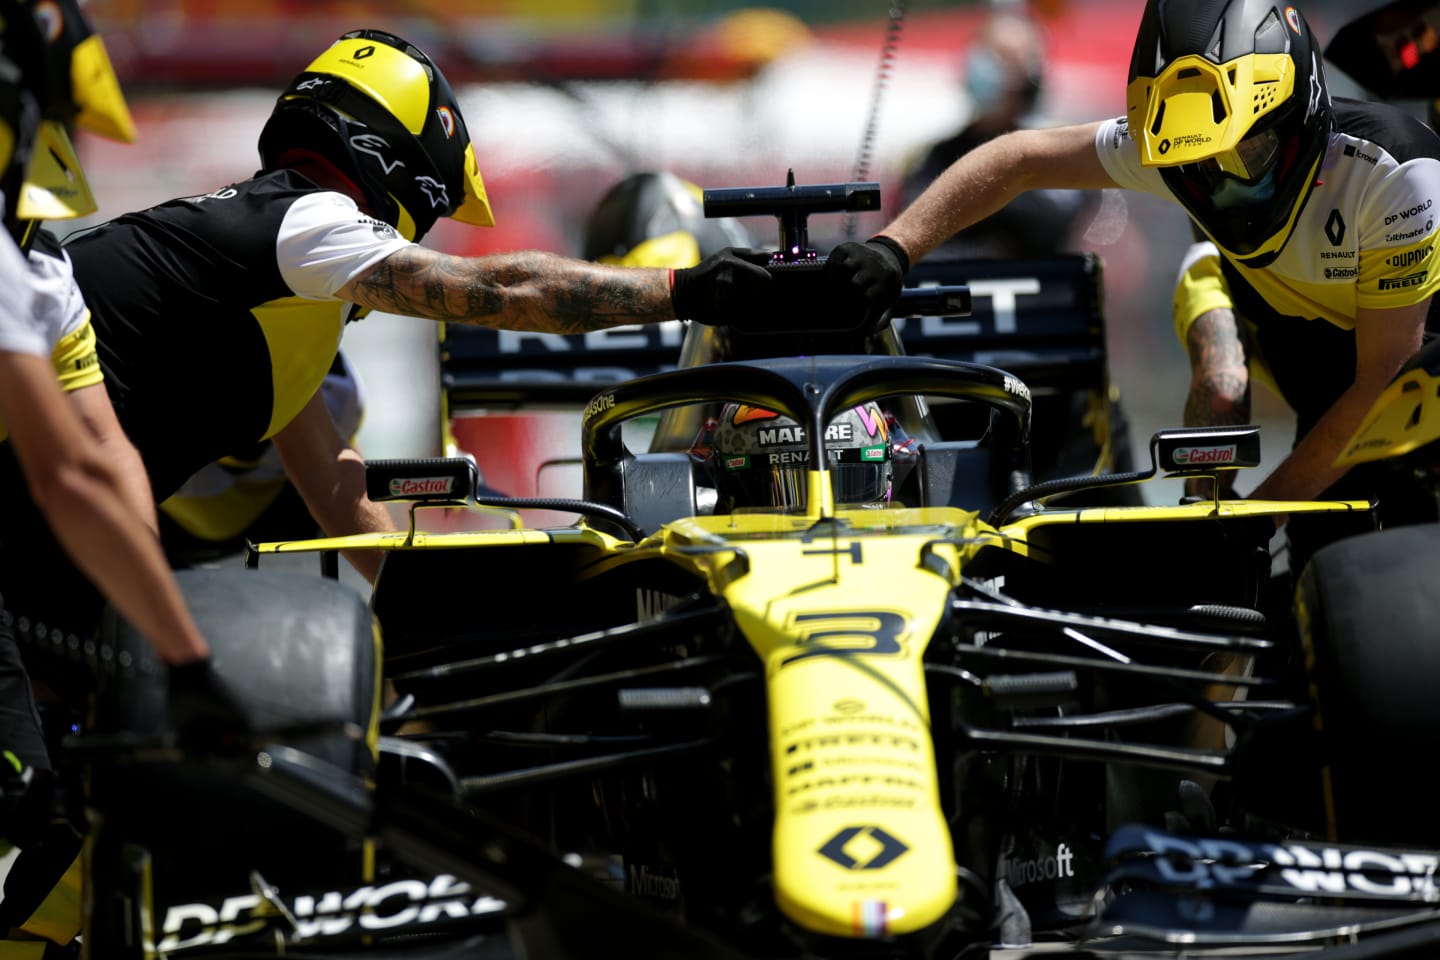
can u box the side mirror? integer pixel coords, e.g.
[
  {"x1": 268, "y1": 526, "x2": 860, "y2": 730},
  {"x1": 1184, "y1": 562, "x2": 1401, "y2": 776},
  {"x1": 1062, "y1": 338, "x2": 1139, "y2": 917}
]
[{"x1": 1152, "y1": 426, "x2": 1263, "y2": 476}]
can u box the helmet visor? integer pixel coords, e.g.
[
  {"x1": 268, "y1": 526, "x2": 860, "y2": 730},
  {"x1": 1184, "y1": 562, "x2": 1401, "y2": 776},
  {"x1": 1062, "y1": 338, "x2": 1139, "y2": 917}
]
[{"x1": 1183, "y1": 126, "x2": 1285, "y2": 211}]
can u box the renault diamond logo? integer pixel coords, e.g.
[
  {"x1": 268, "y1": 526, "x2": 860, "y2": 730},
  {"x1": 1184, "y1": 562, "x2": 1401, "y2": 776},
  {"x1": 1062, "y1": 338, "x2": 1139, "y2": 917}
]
[
  {"x1": 818, "y1": 826, "x2": 909, "y2": 871},
  {"x1": 1325, "y1": 209, "x2": 1346, "y2": 246}
]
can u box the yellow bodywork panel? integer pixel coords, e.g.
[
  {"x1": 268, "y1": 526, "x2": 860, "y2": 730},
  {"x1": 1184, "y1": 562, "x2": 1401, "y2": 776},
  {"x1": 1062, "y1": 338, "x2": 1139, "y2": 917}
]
[{"x1": 662, "y1": 507, "x2": 990, "y2": 937}]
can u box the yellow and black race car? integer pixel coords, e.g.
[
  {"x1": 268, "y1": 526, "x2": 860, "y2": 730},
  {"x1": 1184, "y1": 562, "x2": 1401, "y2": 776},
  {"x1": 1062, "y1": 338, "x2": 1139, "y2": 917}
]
[{"x1": 65, "y1": 180, "x2": 1440, "y2": 960}]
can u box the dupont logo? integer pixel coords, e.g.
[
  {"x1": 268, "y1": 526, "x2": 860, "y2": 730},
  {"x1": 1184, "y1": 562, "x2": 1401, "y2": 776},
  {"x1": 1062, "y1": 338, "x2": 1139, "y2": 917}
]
[
  {"x1": 1173, "y1": 445, "x2": 1236, "y2": 464},
  {"x1": 389, "y1": 477, "x2": 455, "y2": 496}
]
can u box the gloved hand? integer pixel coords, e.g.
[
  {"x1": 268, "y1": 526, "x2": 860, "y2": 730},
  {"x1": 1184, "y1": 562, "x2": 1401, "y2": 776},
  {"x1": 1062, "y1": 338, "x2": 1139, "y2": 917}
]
[
  {"x1": 670, "y1": 248, "x2": 773, "y2": 326},
  {"x1": 167, "y1": 657, "x2": 252, "y2": 751},
  {"x1": 823, "y1": 236, "x2": 910, "y2": 332}
]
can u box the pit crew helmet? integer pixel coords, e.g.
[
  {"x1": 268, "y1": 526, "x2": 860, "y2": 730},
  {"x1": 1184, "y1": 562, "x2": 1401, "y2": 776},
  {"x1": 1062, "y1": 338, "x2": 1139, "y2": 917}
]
[
  {"x1": 258, "y1": 28, "x2": 494, "y2": 243},
  {"x1": 1126, "y1": 0, "x2": 1333, "y2": 264},
  {"x1": 2, "y1": 0, "x2": 135, "y2": 241},
  {"x1": 707, "y1": 402, "x2": 895, "y2": 512},
  {"x1": 582, "y1": 170, "x2": 751, "y2": 268}
]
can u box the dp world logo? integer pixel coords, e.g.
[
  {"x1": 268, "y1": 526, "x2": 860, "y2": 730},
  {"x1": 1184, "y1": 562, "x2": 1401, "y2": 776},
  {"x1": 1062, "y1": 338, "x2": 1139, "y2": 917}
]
[{"x1": 818, "y1": 826, "x2": 909, "y2": 871}]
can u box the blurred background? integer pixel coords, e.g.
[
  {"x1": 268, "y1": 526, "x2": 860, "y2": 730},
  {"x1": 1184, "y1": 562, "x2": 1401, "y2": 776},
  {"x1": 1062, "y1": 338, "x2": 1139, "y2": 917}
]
[{"x1": 66, "y1": 0, "x2": 1416, "y2": 510}]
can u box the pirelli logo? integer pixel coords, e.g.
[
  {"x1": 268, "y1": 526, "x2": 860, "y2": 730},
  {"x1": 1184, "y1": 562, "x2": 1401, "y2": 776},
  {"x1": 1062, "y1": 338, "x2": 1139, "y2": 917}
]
[{"x1": 1379, "y1": 272, "x2": 1429, "y2": 291}]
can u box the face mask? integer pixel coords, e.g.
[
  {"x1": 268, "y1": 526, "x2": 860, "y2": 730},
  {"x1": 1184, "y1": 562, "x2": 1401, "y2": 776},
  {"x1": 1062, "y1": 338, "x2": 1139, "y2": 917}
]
[{"x1": 964, "y1": 48, "x2": 1009, "y2": 116}]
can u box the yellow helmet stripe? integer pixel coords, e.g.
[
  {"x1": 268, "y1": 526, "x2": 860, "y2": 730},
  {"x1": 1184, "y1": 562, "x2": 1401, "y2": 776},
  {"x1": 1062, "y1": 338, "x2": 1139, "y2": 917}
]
[{"x1": 303, "y1": 39, "x2": 432, "y2": 134}]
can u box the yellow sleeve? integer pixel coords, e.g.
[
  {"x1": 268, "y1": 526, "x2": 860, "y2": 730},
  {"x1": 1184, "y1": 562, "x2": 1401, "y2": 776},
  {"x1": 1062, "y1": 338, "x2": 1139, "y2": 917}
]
[
  {"x1": 51, "y1": 314, "x2": 104, "y2": 392},
  {"x1": 1172, "y1": 242, "x2": 1233, "y2": 350}
]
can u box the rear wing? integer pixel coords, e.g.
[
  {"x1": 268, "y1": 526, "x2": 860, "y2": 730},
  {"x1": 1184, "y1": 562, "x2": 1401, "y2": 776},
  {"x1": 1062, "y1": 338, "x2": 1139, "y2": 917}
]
[
  {"x1": 897, "y1": 253, "x2": 1107, "y2": 396},
  {"x1": 438, "y1": 252, "x2": 1107, "y2": 418}
]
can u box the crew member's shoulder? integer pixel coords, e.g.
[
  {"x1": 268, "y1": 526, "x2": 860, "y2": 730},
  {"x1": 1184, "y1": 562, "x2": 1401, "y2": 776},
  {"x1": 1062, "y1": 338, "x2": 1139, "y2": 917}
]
[{"x1": 1333, "y1": 97, "x2": 1440, "y2": 165}]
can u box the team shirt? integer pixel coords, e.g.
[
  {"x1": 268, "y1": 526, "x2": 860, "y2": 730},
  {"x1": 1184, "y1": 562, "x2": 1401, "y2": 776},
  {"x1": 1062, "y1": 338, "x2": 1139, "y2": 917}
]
[
  {"x1": 0, "y1": 236, "x2": 40, "y2": 357},
  {"x1": 1097, "y1": 98, "x2": 1440, "y2": 340},
  {"x1": 159, "y1": 351, "x2": 366, "y2": 542},
  {"x1": 0, "y1": 231, "x2": 106, "y2": 440},
  {"x1": 63, "y1": 169, "x2": 411, "y2": 498}
]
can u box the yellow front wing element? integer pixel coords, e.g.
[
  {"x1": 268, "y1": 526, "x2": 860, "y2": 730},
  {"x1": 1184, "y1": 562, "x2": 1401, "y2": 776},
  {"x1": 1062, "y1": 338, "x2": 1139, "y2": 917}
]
[{"x1": 722, "y1": 525, "x2": 959, "y2": 938}]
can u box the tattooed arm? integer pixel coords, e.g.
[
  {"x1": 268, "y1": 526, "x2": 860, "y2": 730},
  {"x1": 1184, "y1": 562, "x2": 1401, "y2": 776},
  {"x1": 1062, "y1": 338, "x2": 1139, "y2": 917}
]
[
  {"x1": 1182, "y1": 307, "x2": 1251, "y2": 498},
  {"x1": 337, "y1": 246, "x2": 675, "y2": 333}
]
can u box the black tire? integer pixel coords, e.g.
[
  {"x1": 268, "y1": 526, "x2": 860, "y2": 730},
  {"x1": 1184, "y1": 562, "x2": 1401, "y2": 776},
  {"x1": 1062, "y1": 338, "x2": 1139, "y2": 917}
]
[
  {"x1": 84, "y1": 568, "x2": 382, "y2": 952},
  {"x1": 1297, "y1": 524, "x2": 1440, "y2": 844}
]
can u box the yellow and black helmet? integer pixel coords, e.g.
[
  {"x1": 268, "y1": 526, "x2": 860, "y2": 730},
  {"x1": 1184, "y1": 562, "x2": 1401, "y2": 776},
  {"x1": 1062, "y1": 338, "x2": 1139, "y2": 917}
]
[
  {"x1": 2, "y1": 0, "x2": 134, "y2": 242},
  {"x1": 1127, "y1": 0, "x2": 1332, "y2": 265},
  {"x1": 258, "y1": 29, "x2": 493, "y2": 243},
  {"x1": 582, "y1": 170, "x2": 751, "y2": 269}
]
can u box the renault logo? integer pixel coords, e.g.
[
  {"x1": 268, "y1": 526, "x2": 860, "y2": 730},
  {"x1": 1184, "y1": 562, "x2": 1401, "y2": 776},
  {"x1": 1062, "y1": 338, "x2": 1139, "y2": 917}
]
[
  {"x1": 818, "y1": 826, "x2": 909, "y2": 871},
  {"x1": 353, "y1": 45, "x2": 375, "y2": 59},
  {"x1": 1325, "y1": 209, "x2": 1346, "y2": 246}
]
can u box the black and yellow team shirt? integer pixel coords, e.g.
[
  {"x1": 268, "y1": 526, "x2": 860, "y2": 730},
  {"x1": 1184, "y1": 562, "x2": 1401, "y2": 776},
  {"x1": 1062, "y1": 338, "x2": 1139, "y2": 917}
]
[
  {"x1": 1100, "y1": 99, "x2": 1440, "y2": 327},
  {"x1": 0, "y1": 232, "x2": 106, "y2": 441},
  {"x1": 63, "y1": 168, "x2": 411, "y2": 499},
  {"x1": 1098, "y1": 98, "x2": 1440, "y2": 427}
]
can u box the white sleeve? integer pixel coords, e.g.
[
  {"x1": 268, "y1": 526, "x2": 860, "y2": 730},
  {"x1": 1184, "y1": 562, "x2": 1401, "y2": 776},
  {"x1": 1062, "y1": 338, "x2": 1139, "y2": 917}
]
[
  {"x1": 26, "y1": 243, "x2": 89, "y2": 343},
  {"x1": 0, "y1": 237, "x2": 44, "y2": 357},
  {"x1": 1094, "y1": 117, "x2": 1173, "y2": 200},
  {"x1": 276, "y1": 191, "x2": 416, "y2": 300}
]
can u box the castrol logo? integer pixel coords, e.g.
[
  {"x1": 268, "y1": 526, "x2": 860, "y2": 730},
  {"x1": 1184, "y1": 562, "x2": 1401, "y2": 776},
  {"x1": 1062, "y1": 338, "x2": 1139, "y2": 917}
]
[
  {"x1": 1172, "y1": 446, "x2": 1236, "y2": 464},
  {"x1": 389, "y1": 477, "x2": 454, "y2": 496}
]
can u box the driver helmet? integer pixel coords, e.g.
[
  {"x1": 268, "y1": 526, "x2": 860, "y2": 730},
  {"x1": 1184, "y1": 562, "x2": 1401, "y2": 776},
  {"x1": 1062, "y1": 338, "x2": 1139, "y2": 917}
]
[
  {"x1": 582, "y1": 170, "x2": 751, "y2": 269},
  {"x1": 2, "y1": 0, "x2": 135, "y2": 243},
  {"x1": 258, "y1": 28, "x2": 493, "y2": 243},
  {"x1": 705, "y1": 401, "x2": 896, "y2": 512},
  {"x1": 1126, "y1": 0, "x2": 1333, "y2": 265}
]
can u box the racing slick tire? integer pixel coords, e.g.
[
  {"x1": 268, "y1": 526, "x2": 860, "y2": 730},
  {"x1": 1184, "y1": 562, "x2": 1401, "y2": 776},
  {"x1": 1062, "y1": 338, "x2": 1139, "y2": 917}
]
[
  {"x1": 83, "y1": 568, "x2": 383, "y2": 953},
  {"x1": 1296, "y1": 524, "x2": 1440, "y2": 845}
]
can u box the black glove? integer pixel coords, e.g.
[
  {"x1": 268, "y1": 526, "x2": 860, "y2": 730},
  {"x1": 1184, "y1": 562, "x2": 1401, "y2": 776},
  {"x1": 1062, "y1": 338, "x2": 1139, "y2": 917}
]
[
  {"x1": 670, "y1": 248, "x2": 773, "y2": 326},
  {"x1": 167, "y1": 658, "x2": 252, "y2": 751},
  {"x1": 823, "y1": 236, "x2": 910, "y2": 331}
]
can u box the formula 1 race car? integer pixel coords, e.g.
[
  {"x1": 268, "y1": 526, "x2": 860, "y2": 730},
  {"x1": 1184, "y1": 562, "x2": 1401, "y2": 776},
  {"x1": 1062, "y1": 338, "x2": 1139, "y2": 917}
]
[{"x1": 66, "y1": 179, "x2": 1440, "y2": 960}]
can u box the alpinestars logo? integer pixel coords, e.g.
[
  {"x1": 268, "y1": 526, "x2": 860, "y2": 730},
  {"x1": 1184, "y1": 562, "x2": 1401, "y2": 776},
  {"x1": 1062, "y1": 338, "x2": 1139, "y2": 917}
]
[
  {"x1": 416, "y1": 175, "x2": 451, "y2": 210},
  {"x1": 350, "y1": 133, "x2": 405, "y2": 175},
  {"x1": 1306, "y1": 53, "x2": 1325, "y2": 119}
]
